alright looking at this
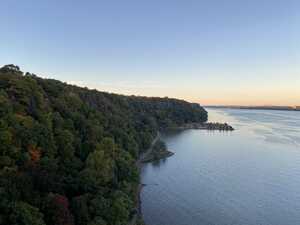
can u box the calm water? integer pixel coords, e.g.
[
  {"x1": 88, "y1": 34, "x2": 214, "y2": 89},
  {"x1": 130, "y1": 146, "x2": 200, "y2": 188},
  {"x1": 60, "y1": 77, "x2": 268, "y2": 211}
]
[{"x1": 141, "y1": 109, "x2": 300, "y2": 225}]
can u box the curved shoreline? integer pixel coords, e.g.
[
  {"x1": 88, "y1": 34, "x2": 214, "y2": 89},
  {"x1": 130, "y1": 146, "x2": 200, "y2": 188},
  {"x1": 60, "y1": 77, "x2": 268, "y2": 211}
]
[
  {"x1": 131, "y1": 122, "x2": 234, "y2": 225},
  {"x1": 129, "y1": 132, "x2": 161, "y2": 225}
]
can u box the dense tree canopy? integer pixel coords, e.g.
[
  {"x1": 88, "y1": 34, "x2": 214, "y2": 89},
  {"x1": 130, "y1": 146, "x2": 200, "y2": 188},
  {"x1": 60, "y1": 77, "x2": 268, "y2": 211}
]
[{"x1": 0, "y1": 65, "x2": 207, "y2": 225}]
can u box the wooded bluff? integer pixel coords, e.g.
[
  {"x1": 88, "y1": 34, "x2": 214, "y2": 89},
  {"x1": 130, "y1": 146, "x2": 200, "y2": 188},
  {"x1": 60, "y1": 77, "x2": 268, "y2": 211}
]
[{"x1": 0, "y1": 65, "x2": 207, "y2": 225}]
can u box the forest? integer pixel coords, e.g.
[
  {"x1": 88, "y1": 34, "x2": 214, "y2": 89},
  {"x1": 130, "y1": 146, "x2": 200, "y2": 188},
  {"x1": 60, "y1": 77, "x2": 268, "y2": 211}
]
[{"x1": 0, "y1": 64, "x2": 207, "y2": 225}]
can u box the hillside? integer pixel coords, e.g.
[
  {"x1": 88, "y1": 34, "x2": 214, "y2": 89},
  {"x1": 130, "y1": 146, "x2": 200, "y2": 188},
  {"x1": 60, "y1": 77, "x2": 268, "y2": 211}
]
[{"x1": 0, "y1": 64, "x2": 207, "y2": 225}]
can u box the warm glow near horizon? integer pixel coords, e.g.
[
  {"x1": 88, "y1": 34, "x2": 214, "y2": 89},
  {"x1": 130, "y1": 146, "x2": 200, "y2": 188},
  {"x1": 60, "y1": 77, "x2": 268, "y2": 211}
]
[
  {"x1": 1, "y1": 1, "x2": 300, "y2": 106},
  {"x1": 66, "y1": 75, "x2": 300, "y2": 107}
]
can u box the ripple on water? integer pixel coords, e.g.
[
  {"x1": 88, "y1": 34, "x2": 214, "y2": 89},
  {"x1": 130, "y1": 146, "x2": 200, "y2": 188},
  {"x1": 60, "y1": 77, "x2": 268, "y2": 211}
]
[{"x1": 141, "y1": 109, "x2": 300, "y2": 225}]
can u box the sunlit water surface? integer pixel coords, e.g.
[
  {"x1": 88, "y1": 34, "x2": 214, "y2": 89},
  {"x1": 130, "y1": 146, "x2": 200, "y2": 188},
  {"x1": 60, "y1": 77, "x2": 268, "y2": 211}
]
[{"x1": 141, "y1": 109, "x2": 300, "y2": 225}]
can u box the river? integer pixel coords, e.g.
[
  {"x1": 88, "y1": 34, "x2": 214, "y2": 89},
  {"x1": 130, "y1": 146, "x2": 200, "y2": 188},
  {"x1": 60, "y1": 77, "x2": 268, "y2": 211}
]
[{"x1": 141, "y1": 108, "x2": 300, "y2": 225}]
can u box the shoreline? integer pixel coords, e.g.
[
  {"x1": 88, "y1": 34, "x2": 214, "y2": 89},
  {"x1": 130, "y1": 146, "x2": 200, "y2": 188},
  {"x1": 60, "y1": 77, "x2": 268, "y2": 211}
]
[
  {"x1": 129, "y1": 132, "x2": 161, "y2": 225},
  {"x1": 131, "y1": 121, "x2": 234, "y2": 225}
]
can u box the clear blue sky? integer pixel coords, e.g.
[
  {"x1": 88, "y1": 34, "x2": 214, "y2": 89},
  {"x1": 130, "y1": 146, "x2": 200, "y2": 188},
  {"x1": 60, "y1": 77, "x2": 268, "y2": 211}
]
[{"x1": 1, "y1": 0, "x2": 299, "y2": 105}]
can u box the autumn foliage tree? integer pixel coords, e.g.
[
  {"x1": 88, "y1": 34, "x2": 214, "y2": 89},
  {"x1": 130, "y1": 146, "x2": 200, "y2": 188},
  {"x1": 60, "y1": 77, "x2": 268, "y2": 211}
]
[
  {"x1": 44, "y1": 194, "x2": 74, "y2": 225},
  {"x1": 0, "y1": 65, "x2": 207, "y2": 225},
  {"x1": 28, "y1": 144, "x2": 41, "y2": 163}
]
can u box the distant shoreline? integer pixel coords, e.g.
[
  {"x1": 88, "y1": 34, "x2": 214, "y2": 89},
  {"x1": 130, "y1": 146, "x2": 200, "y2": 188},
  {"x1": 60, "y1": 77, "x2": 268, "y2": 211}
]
[{"x1": 205, "y1": 106, "x2": 300, "y2": 112}]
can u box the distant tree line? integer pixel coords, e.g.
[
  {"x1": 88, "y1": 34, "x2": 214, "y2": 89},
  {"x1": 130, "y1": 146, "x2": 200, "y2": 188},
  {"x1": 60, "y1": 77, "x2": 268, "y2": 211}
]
[{"x1": 0, "y1": 65, "x2": 207, "y2": 225}]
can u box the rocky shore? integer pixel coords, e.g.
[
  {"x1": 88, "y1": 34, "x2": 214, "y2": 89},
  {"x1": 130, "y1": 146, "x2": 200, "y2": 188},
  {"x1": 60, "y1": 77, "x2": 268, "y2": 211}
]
[
  {"x1": 130, "y1": 132, "x2": 164, "y2": 225},
  {"x1": 174, "y1": 122, "x2": 234, "y2": 131}
]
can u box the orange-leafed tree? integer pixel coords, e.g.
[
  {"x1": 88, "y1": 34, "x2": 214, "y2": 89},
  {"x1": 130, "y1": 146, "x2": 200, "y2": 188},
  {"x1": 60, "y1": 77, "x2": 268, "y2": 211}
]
[{"x1": 28, "y1": 144, "x2": 41, "y2": 163}]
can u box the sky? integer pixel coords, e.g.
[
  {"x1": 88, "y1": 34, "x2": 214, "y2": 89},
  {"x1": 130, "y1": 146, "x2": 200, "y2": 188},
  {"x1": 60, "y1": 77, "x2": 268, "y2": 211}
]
[{"x1": 1, "y1": 0, "x2": 299, "y2": 106}]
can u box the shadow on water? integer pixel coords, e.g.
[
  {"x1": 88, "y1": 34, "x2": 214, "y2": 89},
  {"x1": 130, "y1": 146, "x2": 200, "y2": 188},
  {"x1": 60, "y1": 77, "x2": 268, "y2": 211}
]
[{"x1": 141, "y1": 109, "x2": 300, "y2": 225}]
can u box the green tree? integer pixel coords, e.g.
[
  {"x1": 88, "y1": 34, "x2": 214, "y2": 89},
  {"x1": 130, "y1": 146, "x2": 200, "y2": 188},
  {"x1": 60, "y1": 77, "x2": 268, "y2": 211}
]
[
  {"x1": 80, "y1": 142, "x2": 114, "y2": 188},
  {"x1": 0, "y1": 65, "x2": 207, "y2": 225},
  {"x1": 9, "y1": 202, "x2": 46, "y2": 225}
]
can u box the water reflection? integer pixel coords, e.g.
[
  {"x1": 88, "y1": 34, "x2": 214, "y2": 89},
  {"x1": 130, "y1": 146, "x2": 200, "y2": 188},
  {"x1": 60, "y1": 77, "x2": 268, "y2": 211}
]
[{"x1": 141, "y1": 109, "x2": 300, "y2": 225}]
